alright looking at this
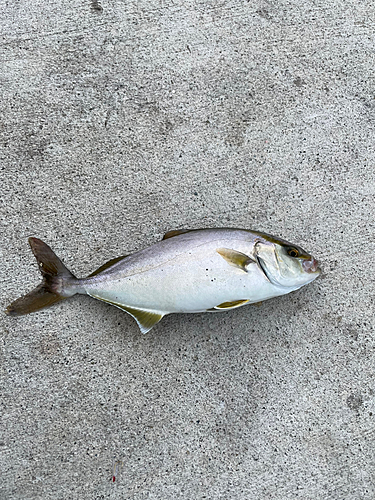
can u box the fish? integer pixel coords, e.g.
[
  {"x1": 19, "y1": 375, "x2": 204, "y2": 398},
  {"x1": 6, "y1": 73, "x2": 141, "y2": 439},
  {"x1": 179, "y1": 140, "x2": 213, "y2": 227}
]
[{"x1": 5, "y1": 228, "x2": 320, "y2": 333}]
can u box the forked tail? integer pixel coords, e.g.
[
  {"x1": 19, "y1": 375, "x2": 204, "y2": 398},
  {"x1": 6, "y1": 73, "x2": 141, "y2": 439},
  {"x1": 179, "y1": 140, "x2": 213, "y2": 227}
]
[{"x1": 5, "y1": 237, "x2": 79, "y2": 316}]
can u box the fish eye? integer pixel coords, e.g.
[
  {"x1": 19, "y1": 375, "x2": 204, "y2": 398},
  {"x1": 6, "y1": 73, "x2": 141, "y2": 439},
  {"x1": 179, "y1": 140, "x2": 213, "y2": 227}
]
[{"x1": 287, "y1": 247, "x2": 299, "y2": 258}]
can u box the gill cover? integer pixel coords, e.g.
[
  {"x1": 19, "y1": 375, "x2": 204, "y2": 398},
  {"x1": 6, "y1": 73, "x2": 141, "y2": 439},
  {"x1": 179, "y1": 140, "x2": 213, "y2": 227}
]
[{"x1": 254, "y1": 241, "x2": 316, "y2": 288}]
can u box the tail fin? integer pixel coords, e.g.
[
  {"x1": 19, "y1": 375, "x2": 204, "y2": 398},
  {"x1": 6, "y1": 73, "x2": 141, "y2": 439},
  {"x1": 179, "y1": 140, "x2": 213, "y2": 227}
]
[{"x1": 5, "y1": 237, "x2": 78, "y2": 316}]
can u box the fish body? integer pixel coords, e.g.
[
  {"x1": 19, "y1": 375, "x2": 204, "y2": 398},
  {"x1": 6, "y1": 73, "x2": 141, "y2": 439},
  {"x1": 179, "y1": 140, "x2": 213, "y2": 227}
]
[{"x1": 6, "y1": 228, "x2": 320, "y2": 333}]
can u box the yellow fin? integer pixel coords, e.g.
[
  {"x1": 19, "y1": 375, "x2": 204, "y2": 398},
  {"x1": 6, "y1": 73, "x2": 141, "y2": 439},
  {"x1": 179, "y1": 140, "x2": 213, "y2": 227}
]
[
  {"x1": 214, "y1": 299, "x2": 249, "y2": 310},
  {"x1": 217, "y1": 248, "x2": 255, "y2": 272},
  {"x1": 89, "y1": 294, "x2": 164, "y2": 334},
  {"x1": 162, "y1": 229, "x2": 191, "y2": 240},
  {"x1": 88, "y1": 256, "x2": 128, "y2": 277},
  {"x1": 119, "y1": 305, "x2": 164, "y2": 334}
]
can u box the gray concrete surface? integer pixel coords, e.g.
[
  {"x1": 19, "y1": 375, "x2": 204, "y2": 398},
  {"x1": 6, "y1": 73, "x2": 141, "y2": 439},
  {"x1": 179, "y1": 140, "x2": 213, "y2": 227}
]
[{"x1": 1, "y1": 0, "x2": 374, "y2": 498}]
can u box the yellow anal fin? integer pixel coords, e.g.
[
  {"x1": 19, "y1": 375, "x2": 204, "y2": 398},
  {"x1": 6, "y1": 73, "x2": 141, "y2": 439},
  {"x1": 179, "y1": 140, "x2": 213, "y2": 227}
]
[
  {"x1": 217, "y1": 248, "x2": 255, "y2": 272},
  {"x1": 214, "y1": 299, "x2": 249, "y2": 310},
  {"x1": 88, "y1": 256, "x2": 128, "y2": 277},
  {"x1": 89, "y1": 294, "x2": 164, "y2": 334},
  {"x1": 119, "y1": 305, "x2": 164, "y2": 334},
  {"x1": 163, "y1": 229, "x2": 192, "y2": 240}
]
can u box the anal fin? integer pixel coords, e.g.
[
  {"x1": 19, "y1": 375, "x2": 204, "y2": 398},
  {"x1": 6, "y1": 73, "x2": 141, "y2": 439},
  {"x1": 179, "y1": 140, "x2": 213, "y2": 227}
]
[
  {"x1": 119, "y1": 305, "x2": 164, "y2": 334},
  {"x1": 89, "y1": 294, "x2": 164, "y2": 334}
]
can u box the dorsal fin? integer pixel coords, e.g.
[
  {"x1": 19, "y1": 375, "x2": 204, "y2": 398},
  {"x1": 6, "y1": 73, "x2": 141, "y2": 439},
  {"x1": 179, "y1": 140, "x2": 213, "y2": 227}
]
[
  {"x1": 162, "y1": 229, "x2": 191, "y2": 240},
  {"x1": 217, "y1": 248, "x2": 255, "y2": 272},
  {"x1": 88, "y1": 294, "x2": 164, "y2": 334},
  {"x1": 88, "y1": 256, "x2": 128, "y2": 277}
]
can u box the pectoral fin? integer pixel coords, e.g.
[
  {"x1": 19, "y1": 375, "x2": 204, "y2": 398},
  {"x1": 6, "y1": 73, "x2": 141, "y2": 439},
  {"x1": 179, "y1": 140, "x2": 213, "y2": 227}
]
[
  {"x1": 217, "y1": 248, "x2": 255, "y2": 272},
  {"x1": 89, "y1": 294, "x2": 164, "y2": 334},
  {"x1": 163, "y1": 229, "x2": 192, "y2": 240}
]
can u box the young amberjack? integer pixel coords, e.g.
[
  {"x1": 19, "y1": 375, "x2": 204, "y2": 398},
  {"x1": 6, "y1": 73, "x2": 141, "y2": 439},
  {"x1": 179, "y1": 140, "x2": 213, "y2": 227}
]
[{"x1": 5, "y1": 228, "x2": 320, "y2": 333}]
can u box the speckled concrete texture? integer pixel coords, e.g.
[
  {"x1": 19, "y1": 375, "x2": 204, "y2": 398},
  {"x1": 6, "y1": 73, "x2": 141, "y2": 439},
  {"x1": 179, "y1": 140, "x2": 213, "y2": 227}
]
[{"x1": 1, "y1": 0, "x2": 374, "y2": 498}]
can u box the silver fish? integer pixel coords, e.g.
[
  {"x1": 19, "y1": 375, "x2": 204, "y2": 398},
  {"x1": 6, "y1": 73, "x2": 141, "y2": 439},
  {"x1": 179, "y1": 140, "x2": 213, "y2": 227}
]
[{"x1": 5, "y1": 228, "x2": 320, "y2": 333}]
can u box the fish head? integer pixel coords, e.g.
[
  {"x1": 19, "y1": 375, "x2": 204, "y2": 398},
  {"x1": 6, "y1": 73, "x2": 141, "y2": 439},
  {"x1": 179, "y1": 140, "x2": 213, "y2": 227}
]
[{"x1": 254, "y1": 234, "x2": 320, "y2": 289}]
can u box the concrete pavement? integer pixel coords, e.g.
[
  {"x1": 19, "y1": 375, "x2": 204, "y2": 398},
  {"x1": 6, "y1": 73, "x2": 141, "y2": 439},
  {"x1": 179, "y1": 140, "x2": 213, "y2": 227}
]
[{"x1": 1, "y1": 0, "x2": 374, "y2": 498}]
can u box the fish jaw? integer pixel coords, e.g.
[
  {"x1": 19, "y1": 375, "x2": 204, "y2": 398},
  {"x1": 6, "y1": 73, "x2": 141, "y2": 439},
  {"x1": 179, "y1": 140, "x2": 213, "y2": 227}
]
[{"x1": 302, "y1": 257, "x2": 320, "y2": 274}]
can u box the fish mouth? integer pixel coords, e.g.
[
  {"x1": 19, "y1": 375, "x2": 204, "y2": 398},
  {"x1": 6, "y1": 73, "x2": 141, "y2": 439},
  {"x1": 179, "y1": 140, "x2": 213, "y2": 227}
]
[{"x1": 302, "y1": 257, "x2": 320, "y2": 274}]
